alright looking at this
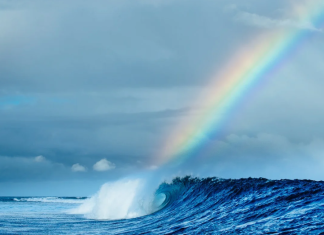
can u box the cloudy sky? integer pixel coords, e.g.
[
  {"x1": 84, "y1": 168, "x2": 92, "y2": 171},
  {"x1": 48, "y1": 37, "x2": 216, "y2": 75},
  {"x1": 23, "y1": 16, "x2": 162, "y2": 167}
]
[{"x1": 1, "y1": 0, "x2": 324, "y2": 196}]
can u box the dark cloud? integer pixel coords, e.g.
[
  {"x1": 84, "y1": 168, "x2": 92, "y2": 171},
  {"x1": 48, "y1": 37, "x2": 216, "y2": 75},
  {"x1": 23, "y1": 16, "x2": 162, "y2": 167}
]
[{"x1": 0, "y1": 0, "x2": 248, "y2": 93}]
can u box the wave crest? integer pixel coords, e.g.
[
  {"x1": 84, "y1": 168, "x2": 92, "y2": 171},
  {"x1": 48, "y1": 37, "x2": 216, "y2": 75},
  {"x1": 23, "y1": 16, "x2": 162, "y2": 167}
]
[{"x1": 70, "y1": 178, "x2": 162, "y2": 220}]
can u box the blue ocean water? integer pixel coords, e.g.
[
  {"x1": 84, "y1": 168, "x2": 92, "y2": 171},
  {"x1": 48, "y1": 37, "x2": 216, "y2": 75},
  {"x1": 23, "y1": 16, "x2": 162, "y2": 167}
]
[{"x1": 1, "y1": 177, "x2": 324, "y2": 234}]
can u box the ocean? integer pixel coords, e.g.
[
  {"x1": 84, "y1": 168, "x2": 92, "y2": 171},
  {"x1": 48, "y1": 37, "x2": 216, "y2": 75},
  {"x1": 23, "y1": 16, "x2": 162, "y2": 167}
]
[{"x1": 1, "y1": 177, "x2": 324, "y2": 234}]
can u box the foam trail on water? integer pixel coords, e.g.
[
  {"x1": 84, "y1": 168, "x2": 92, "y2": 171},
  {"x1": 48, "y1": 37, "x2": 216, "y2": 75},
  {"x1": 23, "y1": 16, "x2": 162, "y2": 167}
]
[{"x1": 70, "y1": 177, "x2": 162, "y2": 220}]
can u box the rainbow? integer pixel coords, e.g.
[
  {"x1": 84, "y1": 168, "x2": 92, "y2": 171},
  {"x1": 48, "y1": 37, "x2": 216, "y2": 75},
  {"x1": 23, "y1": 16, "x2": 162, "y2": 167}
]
[{"x1": 157, "y1": 1, "x2": 324, "y2": 166}]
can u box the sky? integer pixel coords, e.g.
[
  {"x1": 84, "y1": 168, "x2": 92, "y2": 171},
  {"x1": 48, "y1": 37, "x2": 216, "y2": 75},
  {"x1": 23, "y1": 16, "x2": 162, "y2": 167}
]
[{"x1": 1, "y1": 0, "x2": 324, "y2": 196}]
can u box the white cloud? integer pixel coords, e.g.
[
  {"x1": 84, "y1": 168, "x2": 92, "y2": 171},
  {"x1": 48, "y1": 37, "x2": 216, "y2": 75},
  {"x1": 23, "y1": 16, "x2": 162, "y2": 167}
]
[
  {"x1": 148, "y1": 165, "x2": 158, "y2": 170},
  {"x1": 34, "y1": 155, "x2": 45, "y2": 162},
  {"x1": 237, "y1": 12, "x2": 320, "y2": 31},
  {"x1": 71, "y1": 163, "x2": 86, "y2": 172},
  {"x1": 93, "y1": 159, "x2": 115, "y2": 172},
  {"x1": 227, "y1": 5, "x2": 322, "y2": 32}
]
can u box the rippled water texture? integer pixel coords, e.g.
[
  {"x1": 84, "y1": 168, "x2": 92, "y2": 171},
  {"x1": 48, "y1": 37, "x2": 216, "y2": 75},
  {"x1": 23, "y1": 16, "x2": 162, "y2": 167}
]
[{"x1": 1, "y1": 177, "x2": 324, "y2": 234}]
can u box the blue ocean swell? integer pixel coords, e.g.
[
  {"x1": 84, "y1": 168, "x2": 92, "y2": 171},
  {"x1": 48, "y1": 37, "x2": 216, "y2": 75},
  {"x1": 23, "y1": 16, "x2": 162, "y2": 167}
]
[
  {"x1": 147, "y1": 176, "x2": 324, "y2": 234},
  {"x1": 1, "y1": 177, "x2": 324, "y2": 234}
]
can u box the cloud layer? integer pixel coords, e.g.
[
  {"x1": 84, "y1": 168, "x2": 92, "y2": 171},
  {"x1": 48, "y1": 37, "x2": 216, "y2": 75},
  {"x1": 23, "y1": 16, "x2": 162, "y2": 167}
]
[{"x1": 0, "y1": 0, "x2": 324, "y2": 195}]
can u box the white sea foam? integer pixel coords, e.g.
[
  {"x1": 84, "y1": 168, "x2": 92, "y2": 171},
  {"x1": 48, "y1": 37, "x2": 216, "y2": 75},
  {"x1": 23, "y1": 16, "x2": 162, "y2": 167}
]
[{"x1": 69, "y1": 178, "x2": 162, "y2": 220}]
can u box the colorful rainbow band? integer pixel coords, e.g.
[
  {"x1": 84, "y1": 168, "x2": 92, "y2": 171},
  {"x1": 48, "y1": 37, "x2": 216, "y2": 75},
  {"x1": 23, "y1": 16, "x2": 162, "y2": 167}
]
[{"x1": 157, "y1": 1, "x2": 324, "y2": 167}]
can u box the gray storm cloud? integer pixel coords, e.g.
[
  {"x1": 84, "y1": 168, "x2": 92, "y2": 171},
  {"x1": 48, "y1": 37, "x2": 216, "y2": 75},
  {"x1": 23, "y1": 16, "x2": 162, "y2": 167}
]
[{"x1": 0, "y1": 0, "x2": 324, "y2": 195}]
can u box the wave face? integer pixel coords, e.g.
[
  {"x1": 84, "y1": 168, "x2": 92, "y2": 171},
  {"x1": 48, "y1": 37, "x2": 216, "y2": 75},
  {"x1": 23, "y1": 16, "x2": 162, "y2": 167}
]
[{"x1": 91, "y1": 176, "x2": 324, "y2": 234}]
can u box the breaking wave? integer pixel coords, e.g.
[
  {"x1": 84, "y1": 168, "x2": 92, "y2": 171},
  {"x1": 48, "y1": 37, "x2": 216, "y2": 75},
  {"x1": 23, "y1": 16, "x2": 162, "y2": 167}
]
[
  {"x1": 69, "y1": 179, "x2": 161, "y2": 220},
  {"x1": 70, "y1": 176, "x2": 324, "y2": 233}
]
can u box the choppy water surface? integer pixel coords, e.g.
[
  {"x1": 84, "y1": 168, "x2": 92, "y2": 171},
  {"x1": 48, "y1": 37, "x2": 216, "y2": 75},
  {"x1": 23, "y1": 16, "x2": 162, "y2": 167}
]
[{"x1": 1, "y1": 177, "x2": 324, "y2": 234}]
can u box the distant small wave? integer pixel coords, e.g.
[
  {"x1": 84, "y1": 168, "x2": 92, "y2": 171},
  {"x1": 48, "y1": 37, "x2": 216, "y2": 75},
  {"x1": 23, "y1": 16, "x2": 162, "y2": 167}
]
[{"x1": 11, "y1": 197, "x2": 87, "y2": 204}]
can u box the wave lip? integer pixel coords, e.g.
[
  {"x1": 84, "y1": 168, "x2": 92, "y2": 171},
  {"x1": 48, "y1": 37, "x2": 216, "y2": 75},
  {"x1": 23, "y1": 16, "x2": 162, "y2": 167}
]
[{"x1": 154, "y1": 176, "x2": 190, "y2": 210}]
